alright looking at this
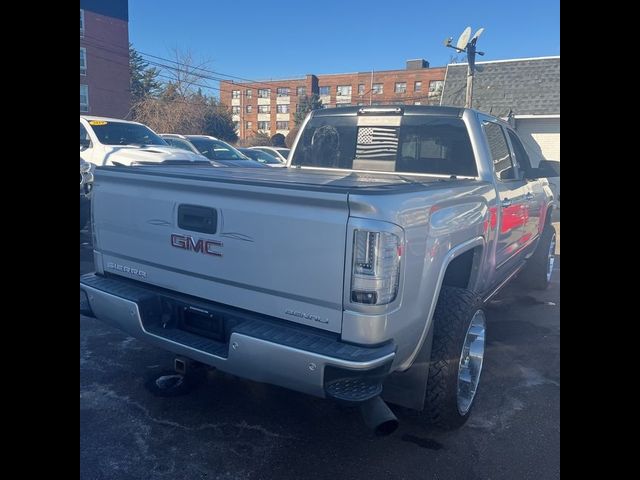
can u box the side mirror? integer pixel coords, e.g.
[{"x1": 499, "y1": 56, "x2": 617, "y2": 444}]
[{"x1": 80, "y1": 138, "x2": 91, "y2": 149}]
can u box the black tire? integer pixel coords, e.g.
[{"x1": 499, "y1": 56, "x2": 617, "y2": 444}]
[
  {"x1": 518, "y1": 223, "x2": 556, "y2": 290},
  {"x1": 420, "y1": 286, "x2": 485, "y2": 430}
]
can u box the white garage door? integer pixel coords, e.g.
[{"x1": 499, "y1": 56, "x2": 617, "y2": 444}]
[{"x1": 515, "y1": 118, "x2": 560, "y2": 166}]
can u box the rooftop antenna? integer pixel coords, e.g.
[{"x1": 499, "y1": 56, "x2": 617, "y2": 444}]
[{"x1": 444, "y1": 26, "x2": 485, "y2": 108}]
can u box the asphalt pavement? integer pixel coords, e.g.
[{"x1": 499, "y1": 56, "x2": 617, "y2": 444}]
[{"x1": 80, "y1": 225, "x2": 560, "y2": 480}]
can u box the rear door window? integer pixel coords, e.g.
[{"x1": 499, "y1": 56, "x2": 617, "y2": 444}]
[{"x1": 483, "y1": 121, "x2": 515, "y2": 180}]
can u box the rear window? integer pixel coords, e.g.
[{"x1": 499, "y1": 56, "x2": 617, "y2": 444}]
[
  {"x1": 189, "y1": 139, "x2": 247, "y2": 161},
  {"x1": 291, "y1": 115, "x2": 477, "y2": 176}
]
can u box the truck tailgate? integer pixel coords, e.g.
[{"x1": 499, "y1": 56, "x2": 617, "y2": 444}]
[{"x1": 92, "y1": 168, "x2": 350, "y2": 333}]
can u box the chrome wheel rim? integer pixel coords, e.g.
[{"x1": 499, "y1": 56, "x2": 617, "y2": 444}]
[
  {"x1": 457, "y1": 310, "x2": 486, "y2": 415},
  {"x1": 546, "y1": 233, "x2": 556, "y2": 282}
]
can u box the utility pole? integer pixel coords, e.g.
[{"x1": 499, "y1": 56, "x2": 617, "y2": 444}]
[
  {"x1": 444, "y1": 27, "x2": 485, "y2": 109},
  {"x1": 464, "y1": 40, "x2": 475, "y2": 108},
  {"x1": 370, "y1": 69, "x2": 373, "y2": 106}
]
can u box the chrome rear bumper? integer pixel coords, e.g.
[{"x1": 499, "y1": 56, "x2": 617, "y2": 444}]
[{"x1": 80, "y1": 274, "x2": 395, "y2": 400}]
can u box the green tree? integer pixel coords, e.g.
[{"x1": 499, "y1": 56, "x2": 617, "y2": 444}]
[
  {"x1": 129, "y1": 44, "x2": 161, "y2": 103},
  {"x1": 202, "y1": 99, "x2": 238, "y2": 143},
  {"x1": 294, "y1": 94, "x2": 323, "y2": 126}
]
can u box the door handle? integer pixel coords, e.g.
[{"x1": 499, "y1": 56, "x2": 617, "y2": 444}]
[
  {"x1": 501, "y1": 198, "x2": 512, "y2": 208},
  {"x1": 525, "y1": 192, "x2": 534, "y2": 200}
]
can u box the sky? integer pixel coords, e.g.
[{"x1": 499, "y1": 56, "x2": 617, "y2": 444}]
[{"x1": 129, "y1": 0, "x2": 559, "y2": 93}]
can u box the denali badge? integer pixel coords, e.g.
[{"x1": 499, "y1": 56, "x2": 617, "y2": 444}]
[
  {"x1": 171, "y1": 233, "x2": 223, "y2": 257},
  {"x1": 106, "y1": 262, "x2": 147, "y2": 278},
  {"x1": 285, "y1": 309, "x2": 329, "y2": 324}
]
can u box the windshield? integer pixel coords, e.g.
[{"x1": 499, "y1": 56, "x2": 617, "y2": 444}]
[
  {"x1": 291, "y1": 115, "x2": 477, "y2": 177},
  {"x1": 189, "y1": 138, "x2": 248, "y2": 161},
  {"x1": 163, "y1": 137, "x2": 198, "y2": 153},
  {"x1": 240, "y1": 149, "x2": 282, "y2": 164},
  {"x1": 89, "y1": 121, "x2": 167, "y2": 146},
  {"x1": 275, "y1": 148, "x2": 290, "y2": 158}
]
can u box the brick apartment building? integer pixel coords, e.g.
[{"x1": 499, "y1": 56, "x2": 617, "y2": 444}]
[
  {"x1": 80, "y1": 0, "x2": 130, "y2": 118},
  {"x1": 220, "y1": 59, "x2": 445, "y2": 140}
]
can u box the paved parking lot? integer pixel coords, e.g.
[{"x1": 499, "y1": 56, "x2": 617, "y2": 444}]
[{"x1": 80, "y1": 226, "x2": 559, "y2": 480}]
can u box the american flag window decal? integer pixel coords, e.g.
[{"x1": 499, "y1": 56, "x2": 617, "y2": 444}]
[{"x1": 355, "y1": 126, "x2": 399, "y2": 160}]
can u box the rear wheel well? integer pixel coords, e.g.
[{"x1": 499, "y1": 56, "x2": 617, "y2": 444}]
[
  {"x1": 545, "y1": 205, "x2": 554, "y2": 225},
  {"x1": 442, "y1": 247, "x2": 482, "y2": 290}
]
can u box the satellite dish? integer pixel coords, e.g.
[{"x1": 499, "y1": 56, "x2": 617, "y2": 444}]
[
  {"x1": 471, "y1": 27, "x2": 485, "y2": 42},
  {"x1": 456, "y1": 26, "x2": 472, "y2": 50}
]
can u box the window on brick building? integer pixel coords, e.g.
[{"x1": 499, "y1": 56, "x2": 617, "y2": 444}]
[
  {"x1": 319, "y1": 86, "x2": 330, "y2": 95},
  {"x1": 80, "y1": 85, "x2": 89, "y2": 112},
  {"x1": 297, "y1": 86, "x2": 306, "y2": 97},
  {"x1": 80, "y1": 47, "x2": 87, "y2": 75},
  {"x1": 372, "y1": 83, "x2": 383, "y2": 94},
  {"x1": 232, "y1": 106, "x2": 240, "y2": 114},
  {"x1": 246, "y1": 121, "x2": 252, "y2": 130},
  {"x1": 232, "y1": 90, "x2": 240, "y2": 99},
  {"x1": 395, "y1": 82, "x2": 407, "y2": 93},
  {"x1": 258, "y1": 89, "x2": 270, "y2": 98},
  {"x1": 246, "y1": 105, "x2": 252, "y2": 113},
  {"x1": 277, "y1": 87, "x2": 290, "y2": 97},
  {"x1": 258, "y1": 105, "x2": 270, "y2": 113},
  {"x1": 337, "y1": 85, "x2": 352, "y2": 96},
  {"x1": 276, "y1": 104, "x2": 289, "y2": 113},
  {"x1": 245, "y1": 89, "x2": 252, "y2": 98},
  {"x1": 276, "y1": 121, "x2": 289, "y2": 130},
  {"x1": 80, "y1": 9, "x2": 85, "y2": 36},
  {"x1": 414, "y1": 81, "x2": 422, "y2": 92},
  {"x1": 358, "y1": 84, "x2": 365, "y2": 95},
  {"x1": 258, "y1": 121, "x2": 270, "y2": 131}
]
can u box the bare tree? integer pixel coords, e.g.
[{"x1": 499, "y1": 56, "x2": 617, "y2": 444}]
[
  {"x1": 130, "y1": 49, "x2": 237, "y2": 141},
  {"x1": 237, "y1": 131, "x2": 271, "y2": 147}
]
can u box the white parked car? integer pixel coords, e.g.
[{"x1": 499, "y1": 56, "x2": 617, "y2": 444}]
[
  {"x1": 249, "y1": 146, "x2": 290, "y2": 163},
  {"x1": 80, "y1": 116, "x2": 209, "y2": 166}
]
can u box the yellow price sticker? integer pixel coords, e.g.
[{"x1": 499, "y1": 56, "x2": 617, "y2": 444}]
[{"x1": 89, "y1": 120, "x2": 108, "y2": 126}]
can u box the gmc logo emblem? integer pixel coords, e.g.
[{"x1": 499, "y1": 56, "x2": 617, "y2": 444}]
[{"x1": 171, "y1": 234, "x2": 223, "y2": 257}]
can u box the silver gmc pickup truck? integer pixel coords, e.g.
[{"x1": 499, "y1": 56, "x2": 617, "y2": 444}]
[{"x1": 80, "y1": 106, "x2": 555, "y2": 435}]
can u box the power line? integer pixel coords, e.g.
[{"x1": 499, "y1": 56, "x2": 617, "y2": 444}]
[
  {"x1": 82, "y1": 34, "x2": 307, "y2": 97},
  {"x1": 82, "y1": 36, "x2": 443, "y2": 107}
]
